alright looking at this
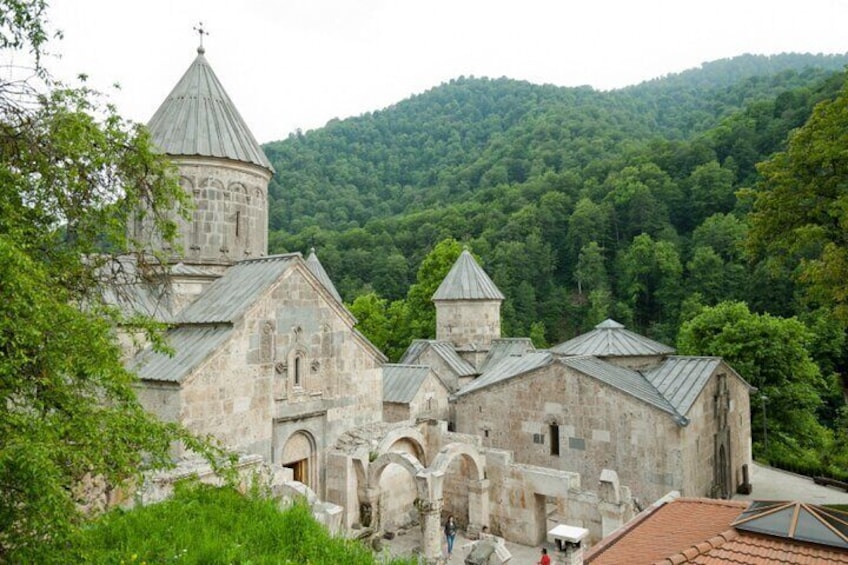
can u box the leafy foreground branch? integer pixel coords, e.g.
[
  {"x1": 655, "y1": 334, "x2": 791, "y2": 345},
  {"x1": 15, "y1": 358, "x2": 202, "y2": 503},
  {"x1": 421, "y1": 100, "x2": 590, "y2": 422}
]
[
  {"x1": 0, "y1": 1, "x2": 225, "y2": 560},
  {"x1": 53, "y1": 483, "x2": 417, "y2": 565}
]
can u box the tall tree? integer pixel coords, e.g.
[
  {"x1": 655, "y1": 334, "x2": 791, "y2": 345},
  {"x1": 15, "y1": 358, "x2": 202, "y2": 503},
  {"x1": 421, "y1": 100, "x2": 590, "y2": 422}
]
[
  {"x1": 678, "y1": 302, "x2": 834, "y2": 464},
  {"x1": 615, "y1": 234, "x2": 683, "y2": 337},
  {"x1": 748, "y1": 76, "x2": 848, "y2": 323},
  {"x1": 0, "y1": 3, "x2": 223, "y2": 559},
  {"x1": 403, "y1": 238, "x2": 464, "y2": 341}
]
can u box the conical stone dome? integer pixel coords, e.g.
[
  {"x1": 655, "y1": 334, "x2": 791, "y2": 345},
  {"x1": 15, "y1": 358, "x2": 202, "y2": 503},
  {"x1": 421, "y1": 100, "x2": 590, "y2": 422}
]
[{"x1": 148, "y1": 47, "x2": 273, "y2": 171}]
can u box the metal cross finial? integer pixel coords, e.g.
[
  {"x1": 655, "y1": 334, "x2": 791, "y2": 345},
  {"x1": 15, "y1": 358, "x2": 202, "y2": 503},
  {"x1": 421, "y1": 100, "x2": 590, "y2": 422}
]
[{"x1": 193, "y1": 22, "x2": 209, "y2": 54}]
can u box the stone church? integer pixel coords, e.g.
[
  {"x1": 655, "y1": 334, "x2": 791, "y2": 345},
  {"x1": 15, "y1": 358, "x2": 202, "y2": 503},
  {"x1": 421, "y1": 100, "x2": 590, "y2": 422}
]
[
  {"x1": 124, "y1": 42, "x2": 751, "y2": 562},
  {"x1": 127, "y1": 44, "x2": 386, "y2": 498},
  {"x1": 400, "y1": 249, "x2": 754, "y2": 505}
]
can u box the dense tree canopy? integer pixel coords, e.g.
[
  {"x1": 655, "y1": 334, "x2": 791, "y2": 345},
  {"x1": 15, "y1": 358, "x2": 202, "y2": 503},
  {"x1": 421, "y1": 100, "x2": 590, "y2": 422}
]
[
  {"x1": 677, "y1": 302, "x2": 845, "y2": 476},
  {"x1": 749, "y1": 77, "x2": 848, "y2": 324},
  {"x1": 0, "y1": 2, "x2": 224, "y2": 560},
  {"x1": 263, "y1": 52, "x2": 848, "y2": 478}
]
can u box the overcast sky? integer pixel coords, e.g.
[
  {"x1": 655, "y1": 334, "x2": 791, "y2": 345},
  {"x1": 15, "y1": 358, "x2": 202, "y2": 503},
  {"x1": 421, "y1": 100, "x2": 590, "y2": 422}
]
[{"x1": 40, "y1": 0, "x2": 848, "y2": 143}]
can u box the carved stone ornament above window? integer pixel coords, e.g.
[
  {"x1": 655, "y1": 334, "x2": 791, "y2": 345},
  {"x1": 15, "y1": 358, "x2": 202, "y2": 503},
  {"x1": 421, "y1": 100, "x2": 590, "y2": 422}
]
[
  {"x1": 274, "y1": 361, "x2": 286, "y2": 374},
  {"x1": 311, "y1": 360, "x2": 320, "y2": 372}
]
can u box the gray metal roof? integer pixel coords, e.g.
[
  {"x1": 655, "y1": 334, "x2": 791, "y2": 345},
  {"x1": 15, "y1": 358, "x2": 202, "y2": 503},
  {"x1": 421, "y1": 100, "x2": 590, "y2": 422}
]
[
  {"x1": 430, "y1": 341, "x2": 478, "y2": 376},
  {"x1": 148, "y1": 48, "x2": 273, "y2": 171},
  {"x1": 382, "y1": 364, "x2": 433, "y2": 403},
  {"x1": 432, "y1": 250, "x2": 505, "y2": 301},
  {"x1": 563, "y1": 356, "x2": 687, "y2": 423},
  {"x1": 457, "y1": 351, "x2": 553, "y2": 396},
  {"x1": 133, "y1": 324, "x2": 233, "y2": 383},
  {"x1": 479, "y1": 338, "x2": 536, "y2": 372},
  {"x1": 399, "y1": 339, "x2": 429, "y2": 365},
  {"x1": 550, "y1": 319, "x2": 675, "y2": 357},
  {"x1": 399, "y1": 340, "x2": 478, "y2": 377},
  {"x1": 305, "y1": 248, "x2": 343, "y2": 304},
  {"x1": 171, "y1": 262, "x2": 224, "y2": 277},
  {"x1": 177, "y1": 254, "x2": 299, "y2": 324},
  {"x1": 645, "y1": 356, "x2": 720, "y2": 416},
  {"x1": 98, "y1": 256, "x2": 174, "y2": 322}
]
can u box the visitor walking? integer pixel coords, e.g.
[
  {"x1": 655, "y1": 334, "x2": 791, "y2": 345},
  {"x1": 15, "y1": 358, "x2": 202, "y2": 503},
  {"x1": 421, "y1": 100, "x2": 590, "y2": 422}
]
[
  {"x1": 538, "y1": 547, "x2": 551, "y2": 565},
  {"x1": 444, "y1": 515, "x2": 457, "y2": 557}
]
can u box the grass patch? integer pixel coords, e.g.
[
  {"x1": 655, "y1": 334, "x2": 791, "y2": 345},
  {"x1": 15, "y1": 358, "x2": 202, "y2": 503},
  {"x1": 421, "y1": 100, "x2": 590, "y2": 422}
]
[{"x1": 36, "y1": 482, "x2": 416, "y2": 564}]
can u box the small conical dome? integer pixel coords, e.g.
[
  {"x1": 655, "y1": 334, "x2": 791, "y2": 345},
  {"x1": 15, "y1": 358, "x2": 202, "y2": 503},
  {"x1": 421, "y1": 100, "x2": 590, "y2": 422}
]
[
  {"x1": 432, "y1": 250, "x2": 504, "y2": 301},
  {"x1": 148, "y1": 49, "x2": 273, "y2": 171}
]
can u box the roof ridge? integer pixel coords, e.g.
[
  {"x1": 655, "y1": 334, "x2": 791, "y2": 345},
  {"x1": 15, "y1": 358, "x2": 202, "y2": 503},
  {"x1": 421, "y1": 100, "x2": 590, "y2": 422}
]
[
  {"x1": 652, "y1": 528, "x2": 738, "y2": 565},
  {"x1": 236, "y1": 252, "x2": 302, "y2": 264},
  {"x1": 674, "y1": 497, "x2": 750, "y2": 508}
]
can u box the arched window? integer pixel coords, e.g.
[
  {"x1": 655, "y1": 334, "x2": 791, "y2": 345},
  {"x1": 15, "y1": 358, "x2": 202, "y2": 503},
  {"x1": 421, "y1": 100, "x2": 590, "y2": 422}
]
[
  {"x1": 549, "y1": 422, "x2": 560, "y2": 456},
  {"x1": 294, "y1": 355, "x2": 302, "y2": 387}
]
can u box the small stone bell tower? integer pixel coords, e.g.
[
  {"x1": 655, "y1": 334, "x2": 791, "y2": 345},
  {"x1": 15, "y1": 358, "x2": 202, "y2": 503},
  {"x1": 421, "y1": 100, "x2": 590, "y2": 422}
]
[{"x1": 433, "y1": 249, "x2": 504, "y2": 368}]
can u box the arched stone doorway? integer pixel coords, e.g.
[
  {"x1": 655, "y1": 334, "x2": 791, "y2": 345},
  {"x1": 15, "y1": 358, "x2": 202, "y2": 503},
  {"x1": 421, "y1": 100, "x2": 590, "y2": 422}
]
[
  {"x1": 430, "y1": 442, "x2": 489, "y2": 534},
  {"x1": 280, "y1": 430, "x2": 317, "y2": 489},
  {"x1": 367, "y1": 451, "x2": 429, "y2": 531}
]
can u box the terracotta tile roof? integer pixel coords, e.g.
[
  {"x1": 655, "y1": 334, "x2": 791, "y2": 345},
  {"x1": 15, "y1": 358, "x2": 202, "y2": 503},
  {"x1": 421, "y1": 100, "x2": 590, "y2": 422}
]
[
  {"x1": 673, "y1": 529, "x2": 848, "y2": 564},
  {"x1": 586, "y1": 497, "x2": 748, "y2": 565},
  {"x1": 586, "y1": 497, "x2": 848, "y2": 565}
]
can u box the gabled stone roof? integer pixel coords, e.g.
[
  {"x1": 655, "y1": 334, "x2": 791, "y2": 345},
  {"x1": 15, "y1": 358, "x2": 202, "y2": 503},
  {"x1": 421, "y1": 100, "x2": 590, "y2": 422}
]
[
  {"x1": 177, "y1": 254, "x2": 299, "y2": 324},
  {"x1": 456, "y1": 351, "x2": 553, "y2": 396},
  {"x1": 550, "y1": 319, "x2": 675, "y2": 357},
  {"x1": 399, "y1": 340, "x2": 478, "y2": 378},
  {"x1": 563, "y1": 356, "x2": 687, "y2": 424},
  {"x1": 148, "y1": 47, "x2": 273, "y2": 171},
  {"x1": 132, "y1": 324, "x2": 233, "y2": 383},
  {"x1": 305, "y1": 248, "x2": 343, "y2": 304},
  {"x1": 382, "y1": 364, "x2": 434, "y2": 404},
  {"x1": 645, "y1": 356, "x2": 722, "y2": 417},
  {"x1": 478, "y1": 338, "x2": 536, "y2": 373},
  {"x1": 432, "y1": 249, "x2": 504, "y2": 301}
]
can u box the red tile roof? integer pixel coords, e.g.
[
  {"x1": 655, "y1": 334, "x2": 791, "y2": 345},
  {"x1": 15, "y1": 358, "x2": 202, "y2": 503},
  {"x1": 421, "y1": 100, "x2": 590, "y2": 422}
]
[
  {"x1": 674, "y1": 529, "x2": 848, "y2": 564},
  {"x1": 585, "y1": 497, "x2": 848, "y2": 565}
]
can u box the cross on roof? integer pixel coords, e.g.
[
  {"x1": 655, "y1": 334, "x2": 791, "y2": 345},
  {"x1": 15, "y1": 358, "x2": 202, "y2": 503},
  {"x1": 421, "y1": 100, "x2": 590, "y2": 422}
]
[{"x1": 193, "y1": 22, "x2": 209, "y2": 53}]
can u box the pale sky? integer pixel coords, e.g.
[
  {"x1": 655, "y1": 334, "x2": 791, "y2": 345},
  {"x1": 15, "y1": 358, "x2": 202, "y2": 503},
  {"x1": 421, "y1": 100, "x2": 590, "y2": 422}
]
[{"x1": 38, "y1": 0, "x2": 848, "y2": 143}]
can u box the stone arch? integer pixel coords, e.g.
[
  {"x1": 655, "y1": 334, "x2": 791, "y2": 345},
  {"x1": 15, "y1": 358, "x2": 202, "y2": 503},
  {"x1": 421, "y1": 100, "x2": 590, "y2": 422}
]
[
  {"x1": 367, "y1": 451, "x2": 428, "y2": 499},
  {"x1": 280, "y1": 430, "x2": 317, "y2": 489},
  {"x1": 366, "y1": 451, "x2": 430, "y2": 531},
  {"x1": 179, "y1": 174, "x2": 195, "y2": 192},
  {"x1": 376, "y1": 426, "x2": 427, "y2": 466},
  {"x1": 201, "y1": 176, "x2": 225, "y2": 194},
  {"x1": 430, "y1": 442, "x2": 489, "y2": 532},
  {"x1": 430, "y1": 442, "x2": 485, "y2": 484}
]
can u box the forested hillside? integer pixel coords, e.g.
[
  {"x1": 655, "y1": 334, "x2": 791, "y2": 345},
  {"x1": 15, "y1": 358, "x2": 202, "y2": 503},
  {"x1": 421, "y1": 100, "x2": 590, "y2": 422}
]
[
  {"x1": 263, "y1": 53, "x2": 848, "y2": 476},
  {"x1": 263, "y1": 52, "x2": 847, "y2": 343}
]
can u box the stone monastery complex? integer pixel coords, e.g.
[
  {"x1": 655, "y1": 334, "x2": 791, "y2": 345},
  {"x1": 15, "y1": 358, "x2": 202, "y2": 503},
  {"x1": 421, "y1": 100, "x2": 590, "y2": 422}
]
[{"x1": 125, "y1": 44, "x2": 754, "y2": 563}]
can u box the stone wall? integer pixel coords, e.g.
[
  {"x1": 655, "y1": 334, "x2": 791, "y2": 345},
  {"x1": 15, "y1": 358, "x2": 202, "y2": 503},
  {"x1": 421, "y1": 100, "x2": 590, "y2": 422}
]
[
  {"x1": 454, "y1": 362, "x2": 688, "y2": 505},
  {"x1": 679, "y1": 365, "x2": 752, "y2": 498},
  {"x1": 409, "y1": 373, "x2": 451, "y2": 421},
  {"x1": 435, "y1": 299, "x2": 501, "y2": 350},
  {"x1": 139, "y1": 260, "x2": 384, "y2": 502},
  {"x1": 169, "y1": 157, "x2": 272, "y2": 266},
  {"x1": 383, "y1": 402, "x2": 411, "y2": 423},
  {"x1": 482, "y1": 449, "x2": 632, "y2": 547}
]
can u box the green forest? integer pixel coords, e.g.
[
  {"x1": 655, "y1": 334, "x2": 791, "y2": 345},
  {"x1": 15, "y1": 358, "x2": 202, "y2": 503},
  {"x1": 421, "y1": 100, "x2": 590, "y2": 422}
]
[{"x1": 263, "y1": 53, "x2": 848, "y2": 479}]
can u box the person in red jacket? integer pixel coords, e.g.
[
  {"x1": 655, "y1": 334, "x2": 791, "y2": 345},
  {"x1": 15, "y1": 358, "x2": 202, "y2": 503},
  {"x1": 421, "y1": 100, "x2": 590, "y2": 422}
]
[{"x1": 538, "y1": 547, "x2": 551, "y2": 565}]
